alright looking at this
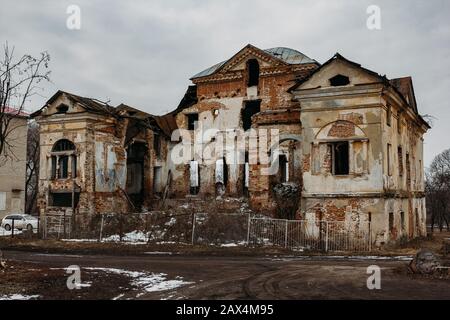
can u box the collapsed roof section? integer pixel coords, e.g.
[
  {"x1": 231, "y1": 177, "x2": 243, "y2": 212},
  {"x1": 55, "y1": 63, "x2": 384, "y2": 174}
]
[{"x1": 30, "y1": 87, "x2": 198, "y2": 138}]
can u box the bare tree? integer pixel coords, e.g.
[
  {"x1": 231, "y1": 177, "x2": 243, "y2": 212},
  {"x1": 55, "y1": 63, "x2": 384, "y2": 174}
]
[
  {"x1": 25, "y1": 121, "x2": 40, "y2": 214},
  {"x1": 426, "y1": 148, "x2": 450, "y2": 232},
  {"x1": 0, "y1": 42, "x2": 50, "y2": 165}
]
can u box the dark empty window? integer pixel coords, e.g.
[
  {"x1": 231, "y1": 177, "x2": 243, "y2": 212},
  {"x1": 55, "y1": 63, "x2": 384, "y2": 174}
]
[
  {"x1": 406, "y1": 153, "x2": 411, "y2": 188},
  {"x1": 397, "y1": 111, "x2": 402, "y2": 134},
  {"x1": 56, "y1": 104, "x2": 69, "y2": 114},
  {"x1": 329, "y1": 74, "x2": 350, "y2": 87},
  {"x1": 71, "y1": 155, "x2": 77, "y2": 178},
  {"x1": 59, "y1": 156, "x2": 69, "y2": 179},
  {"x1": 247, "y1": 59, "x2": 260, "y2": 87},
  {"x1": 279, "y1": 154, "x2": 288, "y2": 183},
  {"x1": 400, "y1": 211, "x2": 405, "y2": 231},
  {"x1": 242, "y1": 101, "x2": 261, "y2": 131},
  {"x1": 398, "y1": 146, "x2": 403, "y2": 177},
  {"x1": 187, "y1": 113, "x2": 198, "y2": 131},
  {"x1": 389, "y1": 212, "x2": 394, "y2": 234},
  {"x1": 331, "y1": 141, "x2": 349, "y2": 175},
  {"x1": 51, "y1": 192, "x2": 79, "y2": 208},
  {"x1": 51, "y1": 156, "x2": 57, "y2": 179}
]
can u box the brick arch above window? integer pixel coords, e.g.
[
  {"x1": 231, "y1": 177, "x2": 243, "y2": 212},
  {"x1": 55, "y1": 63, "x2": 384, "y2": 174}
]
[{"x1": 315, "y1": 120, "x2": 367, "y2": 140}]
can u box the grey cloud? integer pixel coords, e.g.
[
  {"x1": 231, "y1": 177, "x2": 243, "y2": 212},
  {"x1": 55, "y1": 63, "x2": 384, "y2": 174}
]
[{"x1": 0, "y1": 0, "x2": 448, "y2": 165}]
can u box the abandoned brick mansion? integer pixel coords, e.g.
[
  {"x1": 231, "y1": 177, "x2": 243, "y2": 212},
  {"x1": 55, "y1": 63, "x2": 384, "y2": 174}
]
[{"x1": 31, "y1": 44, "x2": 430, "y2": 245}]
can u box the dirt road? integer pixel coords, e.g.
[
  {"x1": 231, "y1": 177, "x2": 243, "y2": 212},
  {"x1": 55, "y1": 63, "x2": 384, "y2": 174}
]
[{"x1": 2, "y1": 250, "x2": 449, "y2": 300}]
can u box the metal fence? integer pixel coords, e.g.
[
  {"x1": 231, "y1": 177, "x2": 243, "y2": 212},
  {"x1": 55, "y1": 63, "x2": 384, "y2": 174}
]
[
  {"x1": 41, "y1": 212, "x2": 194, "y2": 244},
  {"x1": 37, "y1": 212, "x2": 372, "y2": 252},
  {"x1": 41, "y1": 215, "x2": 72, "y2": 239},
  {"x1": 192, "y1": 213, "x2": 249, "y2": 245},
  {"x1": 248, "y1": 217, "x2": 371, "y2": 252}
]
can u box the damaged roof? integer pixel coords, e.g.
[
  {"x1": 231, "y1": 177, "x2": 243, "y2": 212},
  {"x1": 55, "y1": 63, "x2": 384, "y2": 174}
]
[
  {"x1": 152, "y1": 85, "x2": 198, "y2": 136},
  {"x1": 32, "y1": 90, "x2": 185, "y2": 137},
  {"x1": 191, "y1": 45, "x2": 317, "y2": 79},
  {"x1": 389, "y1": 76, "x2": 418, "y2": 114},
  {"x1": 31, "y1": 90, "x2": 116, "y2": 117}
]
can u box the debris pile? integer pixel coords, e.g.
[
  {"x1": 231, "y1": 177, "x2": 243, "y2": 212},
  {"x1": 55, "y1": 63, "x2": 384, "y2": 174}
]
[{"x1": 408, "y1": 249, "x2": 441, "y2": 275}]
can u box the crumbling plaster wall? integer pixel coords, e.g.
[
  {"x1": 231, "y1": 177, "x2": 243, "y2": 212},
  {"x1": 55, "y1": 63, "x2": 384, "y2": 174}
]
[
  {"x1": 294, "y1": 59, "x2": 428, "y2": 245},
  {"x1": 169, "y1": 54, "x2": 309, "y2": 200},
  {"x1": 37, "y1": 95, "x2": 132, "y2": 225}
]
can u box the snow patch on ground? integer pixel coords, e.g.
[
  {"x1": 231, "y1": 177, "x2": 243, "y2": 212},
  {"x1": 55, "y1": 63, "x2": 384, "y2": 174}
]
[
  {"x1": 102, "y1": 231, "x2": 148, "y2": 243},
  {"x1": 84, "y1": 267, "x2": 193, "y2": 296},
  {"x1": 61, "y1": 239, "x2": 98, "y2": 243},
  {"x1": 0, "y1": 294, "x2": 40, "y2": 300},
  {"x1": 220, "y1": 241, "x2": 247, "y2": 247},
  {"x1": 62, "y1": 231, "x2": 149, "y2": 244}
]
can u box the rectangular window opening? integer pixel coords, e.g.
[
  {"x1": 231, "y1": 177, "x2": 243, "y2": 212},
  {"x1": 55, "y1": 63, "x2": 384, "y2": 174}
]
[
  {"x1": 389, "y1": 212, "x2": 394, "y2": 234},
  {"x1": 242, "y1": 101, "x2": 261, "y2": 131},
  {"x1": 187, "y1": 114, "x2": 198, "y2": 131},
  {"x1": 398, "y1": 146, "x2": 403, "y2": 177},
  {"x1": 387, "y1": 105, "x2": 392, "y2": 127},
  {"x1": 331, "y1": 141, "x2": 349, "y2": 175},
  {"x1": 400, "y1": 211, "x2": 405, "y2": 231},
  {"x1": 279, "y1": 154, "x2": 288, "y2": 183},
  {"x1": 50, "y1": 192, "x2": 79, "y2": 208},
  {"x1": 387, "y1": 144, "x2": 392, "y2": 176},
  {"x1": 59, "y1": 156, "x2": 69, "y2": 179}
]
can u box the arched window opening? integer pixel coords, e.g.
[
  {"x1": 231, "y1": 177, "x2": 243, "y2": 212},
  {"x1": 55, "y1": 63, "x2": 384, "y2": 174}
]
[
  {"x1": 279, "y1": 154, "x2": 288, "y2": 183},
  {"x1": 247, "y1": 59, "x2": 260, "y2": 87},
  {"x1": 51, "y1": 139, "x2": 77, "y2": 180},
  {"x1": 52, "y1": 139, "x2": 76, "y2": 152}
]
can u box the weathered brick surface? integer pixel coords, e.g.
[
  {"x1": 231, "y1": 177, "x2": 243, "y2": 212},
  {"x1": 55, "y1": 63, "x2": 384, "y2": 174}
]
[{"x1": 328, "y1": 120, "x2": 356, "y2": 138}]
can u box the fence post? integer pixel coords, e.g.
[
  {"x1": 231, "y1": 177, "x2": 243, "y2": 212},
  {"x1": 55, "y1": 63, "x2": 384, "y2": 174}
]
[
  {"x1": 325, "y1": 222, "x2": 329, "y2": 252},
  {"x1": 11, "y1": 219, "x2": 15, "y2": 239},
  {"x1": 191, "y1": 213, "x2": 196, "y2": 245},
  {"x1": 43, "y1": 215, "x2": 47, "y2": 239},
  {"x1": 285, "y1": 220, "x2": 288, "y2": 248},
  {"x1": 99, "y1": 214, "x2": 104, "y2": 242},
  {"x1": 246, "y1": 214, "x2": 251, "y2": 246},
  {"x1": 57, "y1": 215, "x2": 63, "y2": 239}
]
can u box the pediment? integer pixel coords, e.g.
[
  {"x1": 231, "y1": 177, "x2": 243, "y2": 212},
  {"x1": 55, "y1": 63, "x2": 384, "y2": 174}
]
[
  {"x1": 296, "y1": 56, "x2": 382, "y2": 90},
  {"x1": 217, "y1": 45, "x2": 288, "y2": 74},
  {"x1": 41, "y1": 92, "x2": 85, "y2": 116}
]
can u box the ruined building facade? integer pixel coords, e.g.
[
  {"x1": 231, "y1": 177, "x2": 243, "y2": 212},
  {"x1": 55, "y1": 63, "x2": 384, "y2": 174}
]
[{"x1": 32, "y1": 45, "x2": 429, "y2": 245}]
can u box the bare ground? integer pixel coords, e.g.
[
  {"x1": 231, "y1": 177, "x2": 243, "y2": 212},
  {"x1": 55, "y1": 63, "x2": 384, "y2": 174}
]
[{"x1": 0, "y1": 231, "x2": 449, "y2": 300}]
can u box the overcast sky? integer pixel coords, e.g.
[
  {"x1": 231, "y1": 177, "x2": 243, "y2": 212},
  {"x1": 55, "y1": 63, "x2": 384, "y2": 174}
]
[{"x1": 0, "y1": 0, "x2": 449, "y2": 166}]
